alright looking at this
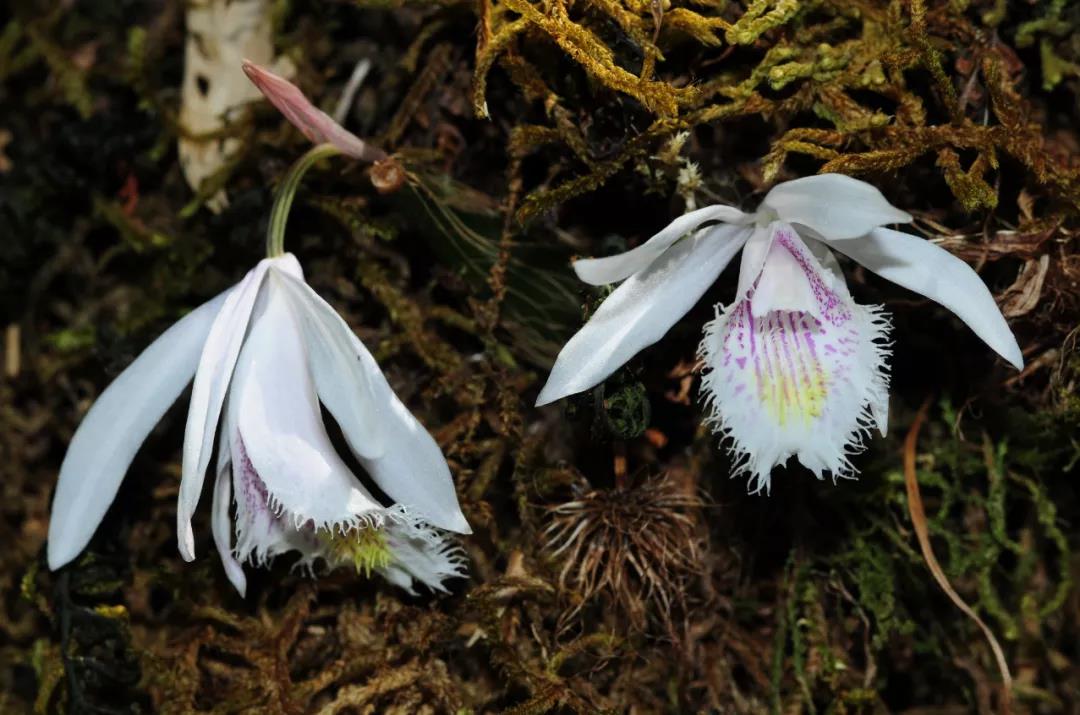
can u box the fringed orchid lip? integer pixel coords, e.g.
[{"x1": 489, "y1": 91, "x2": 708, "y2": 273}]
[
  {"x1": 212, "y1": 429, "x2": 466, "y2": 598},
  {"x1": 699, "y1": 225, "x2": 890, "y2": 493},
  {"x1": 536, "y1": 173, "x2": 1023, "y2": 490}
]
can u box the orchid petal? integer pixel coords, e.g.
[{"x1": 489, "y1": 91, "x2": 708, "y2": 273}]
[
  {"x1": 803, "y1": 232, "x2": 894, "y2": 439},
  {"x1": 828, "y1": 227, "x2": 1023, "y2": 369},
  {"x1": 750, "y1": 226, "x2": 849, "y2": 320},
  {"x1": 269, "y1": 266, "x2": 384, "y2": 459},
  {"x1": 351, "y1": 372, "x2": 471, "y2": 534},
  {"x1": 47, "y1": 291, "x2": 228, "y2": 571},
  {"x1": 537, "y1": 223, "x2": 751, "y2": 406},
  {"x1": 377, "y1": 520, "x2": 466, "y2": 594},
  {"x1": 699, "y1": 230, "x2": 891, "y2": 493},
  {"x1": 231, "y1": 272, "x2": 385, "y2": 532},
  {"x1": 804, "y1": 236, "x2": 846, "y2": 283},
  {"x1": 734, "y1": 224, "x2": 775, "y2": 300},
  {"x1": 242, "y1": 60, "x2": 385, "y2": 162},
  {"x1": 211, "y1": 428, "x2": 247, "y2": 596},
  {"x1": 177, "y1": 259, "x2": 272, "y2": 562},
  {"x1": 226, "y1": 421, "x2": 325, "y2": 570},
  {"x1": 869, "y1": 391, "x2": 890, "y2": 437},
  {"x1": 761, "y1": 174, "x2": 912, "y2": 240},
  {"x1": 271, "y1": 265, "x2": 468, "y2": 533},
  {"x1": 573, "y1": 204, "x2": 749, "y2": 285}
]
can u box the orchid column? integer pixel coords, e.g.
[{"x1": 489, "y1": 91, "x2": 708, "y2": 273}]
[{"x1": 49, "y1": 93, "x2": 470, "y2": 597}]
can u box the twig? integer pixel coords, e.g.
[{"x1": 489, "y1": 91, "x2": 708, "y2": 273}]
[
  {"x1": 4, "y1": 324, "x2": 19, "y2": 377},
  {"x1": 903, "y1": 398, "x2": 1013, "y2": 712},
  {"x1": 332, "y1": 58, "x2": 372, "y2": 125}
]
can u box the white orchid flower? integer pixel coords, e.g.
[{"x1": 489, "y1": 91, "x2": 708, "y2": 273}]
[
  {"x1": 537, "y1": 174, "x2": 1023, "y2": 493},
  {"x1": 48, "y1": 252, "x2": 471, "y2": 594}
]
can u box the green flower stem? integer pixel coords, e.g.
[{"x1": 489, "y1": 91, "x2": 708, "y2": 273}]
[{"x1": 265, "y1": 143, "x2": 342, "y2": 257}]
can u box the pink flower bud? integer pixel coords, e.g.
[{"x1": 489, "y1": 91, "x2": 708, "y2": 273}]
[{"x1": 242, "y1": 60, "x2": 387, "y2": 162}]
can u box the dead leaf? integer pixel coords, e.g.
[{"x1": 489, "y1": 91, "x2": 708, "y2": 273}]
[
  {"x1": 904, "y1": 400, "x2": 1013, "y2": 709},
  {"x1": 70, "y1": 41, "x2": 99, "y2": 72},
  {"x1": 1016, "y1": 189, "x2": 1035, "y2": 223},
  {"x1": 935, "y1": 226, "x2": 1058, "y2": 262},
  {"x1": 0, "y1": 129, "x2": 11, "y2": 173},
  {"x1": 1000, "y1": 254, "x2": 1050, "y2": 318},
  {"x1": 643, "y1": 428, "x2": 668, "y2": 449},
  {"x1": 664, "y1": 358, "x2": 700, "y2": 405}
]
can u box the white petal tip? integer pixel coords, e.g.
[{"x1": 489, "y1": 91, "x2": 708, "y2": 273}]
[
  {"x1": 880, "y1": 207, "x2": 914, "y2": 225},
  {"x1": 872, "y1": 402, "x2": 889, "y2": 438},
  {"x1": 571, "y1": 259, "x2": 607, "y2": 285},
  {"x1": 178, "y1": 527, "x2": 196, "y2": 562},
  {"x1": 534, "y1": 385, "x2": 561, "y2": 407},
  {"x1": 443, "y1": 511, "x2": 472, "y2": 535},
  {"x1": 1003, "y1": 343, "x2": 1024, "y2": 371},
  {"x1": 47, "y1": 505, "x2": 97, "y2": 570},
  {"x1": 535, "y1": 373, "x2": 595, "y2": 406},
  {"x1": 225, "y1": 568, "x2": 248, "y2": 597},
  {"x1": 46, "y1": 543, "x2": 75, "y2": 571}
]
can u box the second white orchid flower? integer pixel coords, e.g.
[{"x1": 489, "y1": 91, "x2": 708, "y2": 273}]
[{"x1": 537, "y1": 174, "x2": 1023, "y2": 493}]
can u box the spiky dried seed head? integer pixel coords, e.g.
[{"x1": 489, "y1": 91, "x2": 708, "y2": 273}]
[{"x1": 542, "y1": 476, "x2": 704, "y2": 634}]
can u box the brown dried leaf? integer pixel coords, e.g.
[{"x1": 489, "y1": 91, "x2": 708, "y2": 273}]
[{"x1": 1000, "y1": 255, "x2": 1051, "y2": 318}]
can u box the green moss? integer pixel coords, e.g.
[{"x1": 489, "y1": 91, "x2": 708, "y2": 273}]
[{"x1": 601, "y1": 382, "x2": 651, "y2": 440}]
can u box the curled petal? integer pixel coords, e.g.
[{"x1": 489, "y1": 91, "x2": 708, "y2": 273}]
[
  {"x1": 537, "y1": 223, "x2": 751, "y2": 406},
  {"x1": 211, "y1": 427, "x2": 247, "y2": 596},
  {"x1": 270, "y1": 265, "x2": 385, "y2": 460},
  {"x1": 828, "y1": 228, "x2": 1024, "y2": 370},
  {"x1": 573, "y1": 204, "x2": 749, "y2": 285},
  {"x1": 242, "y1": 60, "x2": 386, "y2": 162},
  {"x1": 761, "y1": 174, "x2": 912, "y2": 240},
  {"x1": 227, "y1": 426, "x2": 324, "y2": 571},
  {"x1": 699, "y1": 231, "x2": 891, "y2": 493},
  {"x1": 734, "y1": 224, "x2": 775, "y2": 300},
  {"x1": 804, "y1": 235, "x2": 846, "y2": 283},
  {"x1": 48, "y1": 291, "x2": 228, "y2": 570},
  {"x1": 178, "y1": 258, "x2": 273, "y2": 561},
  {"x1": 749, "y1": 226, "x2": 848, "y2": 319}
]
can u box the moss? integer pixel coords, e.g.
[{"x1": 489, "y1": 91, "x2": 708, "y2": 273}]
[
  {"x1": 600, "y1": 381, "x2": 651, "y2": 440},
  {"x1": 2, "y1": 0, "x2": 1078, "y2": 711}
]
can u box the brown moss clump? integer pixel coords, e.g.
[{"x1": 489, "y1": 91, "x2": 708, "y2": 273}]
[{"x1": 543, "y1": 475, "x2": 704, "y2": 635}]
